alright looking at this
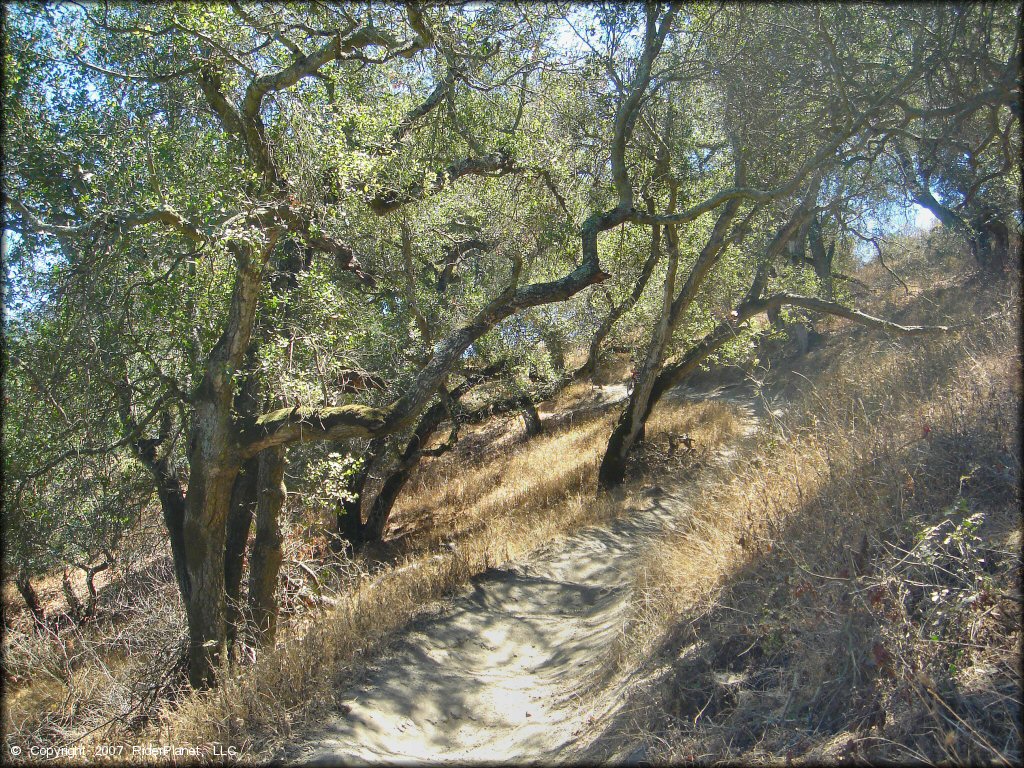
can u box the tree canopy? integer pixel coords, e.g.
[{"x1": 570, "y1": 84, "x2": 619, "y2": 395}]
[{"x1": 3, "y1": 1, "x2": 1019, "y2": 687}]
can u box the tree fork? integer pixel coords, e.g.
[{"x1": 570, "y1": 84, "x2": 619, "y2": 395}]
[
  {"x1": 334, "y1": 437, "x2": 385, "y2": 551},
  {"x1": 575, "y1": 205, "x2": 663, "y2": 380},
  {"x1": 598, "y1": 163, "x2": 818, "y2": 491},
  {"x1": 182, "y1": 237, "x2": 276, "y2": 688},
  {"x1": 358, "y1": 362, "x2": 507, "y2": 547},
  {"x1": 600, "y1": 288, "x2": 949, "y2": 491}
]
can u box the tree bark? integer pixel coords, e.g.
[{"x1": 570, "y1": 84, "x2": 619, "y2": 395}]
[
  {"x1": 248, "y1": 447, "x2": 287, "y2": 646},
  {"x1": 141, "y1": 445, "x2": 191, "y2": 605},
  {"x1": 520, "y1": 399, "x2": 542, "y2": 437},
  {"x1": 79, "y1": 560, "x2": 110, "y2": 618},
  {"x1": 808, "y1": 215, "x2": 835, "y2": 299},
  {"x1": 62, "y1": 569, "x2": 84, "y2": 621},
  {"x1": 224, "y1": 346, "x2": 264, "y2": 649},
  {"x1": 183, "y1": 238, "x2": 274, "y2": 688},
  {"x1": 224, "y1": 457, "x2": 257, "y2": 649},
  {"x1": 361, "y1": 402, "x2": 448, "y2": 546},
  {"x1": 16, "y1": 569, "x2": 45, "y2": 627},
  {"x1": 181, "y1": 418, "x2": 238, "y2": 687}
]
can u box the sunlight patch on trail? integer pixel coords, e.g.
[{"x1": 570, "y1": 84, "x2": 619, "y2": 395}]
[{"x1": 289, "y1": 389, "x2": 760, "y2": 765}]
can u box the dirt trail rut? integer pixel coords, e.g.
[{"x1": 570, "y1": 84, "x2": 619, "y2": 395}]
[{"x1": 291, "y1": 386, "x2": 761, "y2": 765}]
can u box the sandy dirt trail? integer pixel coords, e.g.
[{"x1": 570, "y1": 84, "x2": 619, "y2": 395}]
[{"x1": 290, "y1": 386, "x2": 761, "y2": 765}]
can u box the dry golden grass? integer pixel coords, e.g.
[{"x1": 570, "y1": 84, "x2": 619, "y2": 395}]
[
  {"x1": 538, "y1": 377, "x2": 597, "y2": 413},
  {"x1": 149, "y1": 394, "x2": 742, "y2": 762},
  {"x1": 2, "y1": 365, "x2": 744, "y2": 763},
  {"x1": 607, "y1": 257, "x2": 1022, "y2": 764}
]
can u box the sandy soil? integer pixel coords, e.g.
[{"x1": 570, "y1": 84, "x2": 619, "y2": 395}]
[{"x1": 287, "y1": 387, "x2": 761, "y2": 765}]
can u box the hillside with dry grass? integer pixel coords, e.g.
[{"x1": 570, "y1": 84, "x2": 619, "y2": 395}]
[
  {"x1": 581, "y1": 239, "x2": 1022, "y2": 765},
  {"x1": 5, "y1": 4, "x2": 1020, "y2": 764},
  {"x1": 3, "y1": 224, "x2": 1019, "y2": 766},
  {"x1": 1, "y1": 358, "x2": 746, "y2": 759}
]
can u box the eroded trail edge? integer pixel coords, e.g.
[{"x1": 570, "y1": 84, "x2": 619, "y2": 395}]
[{"x1": 290, "y1": 388, "x2": 762, "y2": 765}]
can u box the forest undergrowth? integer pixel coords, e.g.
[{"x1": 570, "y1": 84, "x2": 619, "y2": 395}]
[{"x1": 2, "y1": 369, "x2": 744, "y2": 762}]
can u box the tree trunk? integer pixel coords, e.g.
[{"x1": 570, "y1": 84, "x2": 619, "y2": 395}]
[
  {"x1": 599, "y1": 152, "x2": 754, "y2": 490},
  {"x1": 360, "y1": 367, "x2": 505, "y2": 547},
  {"x1": 363, "y1": 400, "x2": 450, "y2": 545},
  {"x1": 224, "y1": 457, "x2": 257, "y2": 649},
  {"x1": 908, "y1": 174, "x2": 1009, "y2": 275},
  {"x1": 122, "y1": 408, "x2": 191, "y2": 607},
  {"x1": 362, "y1": 464, "x2": 405, "y2": 545},
  {"x1": 520, "y1": 398, "x2": 542, "y2": 437},
  {"x1": 334, "y1": 438, "x2": 385, "y2": 551},
  {"x1": 181, "y1": 420, "x2": 239, "y2": 687},
  {"x1": 16, "y1": 569, "x2": 45, "y2": 627},
  {"x1": 599, "y1": 223, "x2": 677, "y2": 490},
  {"x1": 599, "y1": 175, "x2": 813, "y2": 490},
  {"x1": 970, "y1": 208, "x2": 1009, "y2": 274},
  {"x1": 182, "y1": 238, "x2": 274, "y2": 688},
  {"x1": 224, "y1": 345, "x2": 264, "y2": 649},
  {"x1": 808, "y1": 216, "x2": 835, "y2": 299},
  {"x1": 151, "y1": 457, "x2": 191, "y2": 604},
  {"x1": 82, "y1": 560, "x2": 110, "y2": 617},
  {"x1": 248, "y1": 447, "x2": 287, "y2": 646},
  {"x1": 62, "y1": 569, "x2": 84, "y2": 621}
]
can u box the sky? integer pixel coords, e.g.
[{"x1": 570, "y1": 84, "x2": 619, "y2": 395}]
[{"x1": 915, "y1": 206, "x2": 939, "y2": 231}]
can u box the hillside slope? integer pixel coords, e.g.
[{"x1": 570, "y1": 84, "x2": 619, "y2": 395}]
[
  {"x1": 3, "y1": 247, "x2": 1018, "y2": 766},
  {"x1": 577, "y1": 257, "x2": 1021, "y2": 764}
]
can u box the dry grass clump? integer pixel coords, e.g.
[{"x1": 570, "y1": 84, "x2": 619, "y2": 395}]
[
  {"x1": 639, "y1": 400, "x2": 747, "y2": 473},
  {"x1": 2, "y1": 528, "x2": 188, "y2": 757},
  {"x1": 539, "y1": 377, "x2": 600, "y2": 413},
  {"x1": 611, "y1": 265, "x2": 1021, "y2": 764},
  {"x1": 3, "y1": 366, "x2": 742, "y2": 763}
]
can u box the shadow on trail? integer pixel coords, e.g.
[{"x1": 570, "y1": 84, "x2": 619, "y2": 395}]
[{"x1": 288, "y1": 387, "x2": 761, "y2": 765}]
